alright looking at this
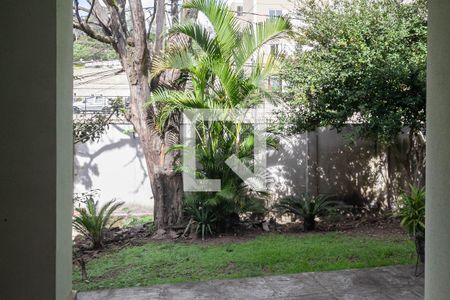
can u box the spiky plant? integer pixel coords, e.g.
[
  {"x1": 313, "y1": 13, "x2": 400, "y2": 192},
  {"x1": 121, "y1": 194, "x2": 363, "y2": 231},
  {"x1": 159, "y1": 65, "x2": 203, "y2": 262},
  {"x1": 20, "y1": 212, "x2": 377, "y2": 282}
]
[
  {"x1": 183, "y1": 193, "x2": 216, "y2": 240},
  {"x1": 73, "y1": 198, "x2": 125, "y2": 249},
  {"x1": 398, "y1": 184, "x2": 425, "y2": 237},
  {"x1": 274, "y1": 194, "x2": 338, "y2": 231},
  {"x1": 397, "y1": 184, "x2": 425, "y2": 264}
]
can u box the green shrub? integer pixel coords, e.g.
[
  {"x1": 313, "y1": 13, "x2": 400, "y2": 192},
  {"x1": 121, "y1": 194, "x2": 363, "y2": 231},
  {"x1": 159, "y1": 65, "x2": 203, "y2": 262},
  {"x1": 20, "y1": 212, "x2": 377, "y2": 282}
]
[
  {"x1": 73, "y1": 198, "x2": 125, "y2": 249},
  {"x1": 397, "y1": 184, "x2": 425, "y2": 263},
  {"x1": 274, "y1": 194, "x2": 339, "y2": 231},
  {"x1": 398, "y1": 185, "x2": 425, "y2": 237},
  {"x1": 184, "y1": 194, "x2": 216, "y2": 240}
]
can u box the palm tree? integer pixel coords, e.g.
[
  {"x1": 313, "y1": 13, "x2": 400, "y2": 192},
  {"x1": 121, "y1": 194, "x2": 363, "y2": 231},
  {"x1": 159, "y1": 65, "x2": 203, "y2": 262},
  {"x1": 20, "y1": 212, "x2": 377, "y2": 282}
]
[{"x1": 148, "y1": 0, "x2": 292, "y2": 232}]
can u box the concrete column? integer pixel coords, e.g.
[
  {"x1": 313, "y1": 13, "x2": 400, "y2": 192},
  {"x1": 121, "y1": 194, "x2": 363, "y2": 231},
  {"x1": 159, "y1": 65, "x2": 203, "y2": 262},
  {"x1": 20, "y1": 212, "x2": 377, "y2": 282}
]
[
  {"x1": 0, "y1": 0, "x2": 73, "y2": 299},
  {"x1": 426, "y1": 1, "x2": 450, "y2": 299}
]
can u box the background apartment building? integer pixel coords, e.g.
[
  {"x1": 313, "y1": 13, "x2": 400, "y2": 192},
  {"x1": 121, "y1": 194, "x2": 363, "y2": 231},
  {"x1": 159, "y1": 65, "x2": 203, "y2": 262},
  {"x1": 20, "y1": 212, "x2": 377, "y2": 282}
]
[{"x1": 229, "y1": 0, "x2": 296, "y2": 90}]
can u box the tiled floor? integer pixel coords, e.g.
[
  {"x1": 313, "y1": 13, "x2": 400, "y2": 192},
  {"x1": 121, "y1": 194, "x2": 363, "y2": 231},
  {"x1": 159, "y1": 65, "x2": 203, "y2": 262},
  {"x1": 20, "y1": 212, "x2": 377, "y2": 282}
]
[{"x1": 77, "y1": 265, "x2": 424, "y2": 300}]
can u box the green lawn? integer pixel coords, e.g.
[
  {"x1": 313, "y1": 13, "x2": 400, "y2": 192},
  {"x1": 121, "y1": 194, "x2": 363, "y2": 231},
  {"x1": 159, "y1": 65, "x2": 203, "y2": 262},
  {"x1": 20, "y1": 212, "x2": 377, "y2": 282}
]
[{"x1": 73, "y1": 232, "x2": 415, "y2": 291}]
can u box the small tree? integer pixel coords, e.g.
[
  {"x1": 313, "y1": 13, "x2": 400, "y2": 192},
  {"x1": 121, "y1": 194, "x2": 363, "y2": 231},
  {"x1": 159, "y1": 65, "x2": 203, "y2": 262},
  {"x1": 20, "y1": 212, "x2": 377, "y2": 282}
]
[{"x1": 280, "y1": 0, "x2": 427, "y2": 186}]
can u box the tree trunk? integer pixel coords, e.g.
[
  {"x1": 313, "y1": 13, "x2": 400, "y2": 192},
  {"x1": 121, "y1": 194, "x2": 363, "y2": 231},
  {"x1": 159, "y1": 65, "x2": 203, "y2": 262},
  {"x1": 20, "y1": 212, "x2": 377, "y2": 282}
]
[
  {"x1": 126, "y1": 70, "x2": 183, "y2": 229},
  {"x1": 303, "y1": 216, "x2": 316, "y2": 231},
  {"x1": 73, "y1": 0, "x2": 186, "y2": 230}
]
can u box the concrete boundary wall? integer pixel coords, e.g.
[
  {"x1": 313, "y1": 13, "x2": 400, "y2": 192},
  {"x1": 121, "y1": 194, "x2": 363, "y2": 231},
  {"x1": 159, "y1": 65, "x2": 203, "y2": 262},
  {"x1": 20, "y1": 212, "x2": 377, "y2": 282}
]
[
  {"x1": 267, "y1": 127, "x2": 414, "y2": 211},
  {"x1": 74, "y1": 123, "x2": 415, "y2": 214}
]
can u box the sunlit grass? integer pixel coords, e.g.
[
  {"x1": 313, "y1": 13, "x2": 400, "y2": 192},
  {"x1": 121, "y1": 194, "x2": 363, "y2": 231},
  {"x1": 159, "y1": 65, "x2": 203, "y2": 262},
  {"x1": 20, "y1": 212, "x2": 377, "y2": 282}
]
[{"x1": 73, "y1": 232, "x2": 415, "y2": 291}]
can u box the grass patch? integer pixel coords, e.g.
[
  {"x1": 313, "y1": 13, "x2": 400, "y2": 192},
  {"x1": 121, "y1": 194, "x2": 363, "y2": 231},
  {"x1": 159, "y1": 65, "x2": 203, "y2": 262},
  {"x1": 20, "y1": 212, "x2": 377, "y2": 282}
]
[
  {"x1": 122, "y1": 215, "x2": 153, "y2": 227},
  {"x1": 73, "y1": 232, "x2": 415, "y2": 291}
]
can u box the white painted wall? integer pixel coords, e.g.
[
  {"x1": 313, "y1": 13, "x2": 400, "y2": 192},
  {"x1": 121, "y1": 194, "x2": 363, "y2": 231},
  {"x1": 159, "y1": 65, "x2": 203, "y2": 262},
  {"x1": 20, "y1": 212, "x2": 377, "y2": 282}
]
[{"x1": 74, "y1": 123, "x2": 153, "y2": 213}]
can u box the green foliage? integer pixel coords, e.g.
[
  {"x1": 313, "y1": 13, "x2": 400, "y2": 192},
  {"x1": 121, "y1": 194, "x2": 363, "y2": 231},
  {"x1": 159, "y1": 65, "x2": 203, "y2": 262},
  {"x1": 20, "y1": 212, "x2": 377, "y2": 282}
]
[
  {"x1": 280, "y1": 0, "x2": 427, "y2": 144},
  {"x1": 73, "y1": 189, "x2": 100, "y2": 207},
  {"x1": 73, "y1": 198, "x2": 125, "y2": 249},
  {"x1": 127, "y1": 217, "x2": 156, "y2": 236},
  {"x1": 73, "y1": 97, "x2": 125, "y2": 144},
  {"x1": 148, "y1": 0, "x2": 291, "y2": 231},
  {"x1": 74, "y1": 35, "x2": 118, "y2": 62},
  {"x1": 397, "y1": 185, "x2": 425, "y2": 236},
  {"x1": 123, "y1": 215, "x2": 154, "y2": 227},
  {"x1": 184, "y1": 194, "x2": 216, "y2": 240},
  {"x1": 178, "y1": 121, "x2": 270, "y2": 233},
  {"x1": 73, "y1": 233, "x2": 415, "y2": 291},
  {"x1": 274, "y1": 194, "x2": 339, "y2": 231}
]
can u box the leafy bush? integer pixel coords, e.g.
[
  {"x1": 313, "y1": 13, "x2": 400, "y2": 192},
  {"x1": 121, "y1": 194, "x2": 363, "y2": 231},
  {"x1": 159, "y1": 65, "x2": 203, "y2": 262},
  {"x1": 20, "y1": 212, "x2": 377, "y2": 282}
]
[
  {"x1": 73, "y1": 198, "x2": 125, "y2": 249},
  {"x1": 274, "y1": 194, "x2": 339, "y2": 231},
  {"x1": 398, "y1": 185, "x2": 425, "y2": 237},
  {"x1": 279, "y1": 0, "x2": 426, "y2": 144}
]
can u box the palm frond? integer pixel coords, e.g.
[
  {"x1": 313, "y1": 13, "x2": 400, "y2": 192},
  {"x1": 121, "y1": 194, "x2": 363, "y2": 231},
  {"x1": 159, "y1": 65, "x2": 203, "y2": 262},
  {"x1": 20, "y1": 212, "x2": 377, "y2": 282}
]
[
  {"x1": 184, "y1": 0, "x2": 239, "y2": 54},
  {"x1": 147, "y1": 89, "x2": 204, "y2": 132},
  {"x1": 151, "y1": 44, "x2": 196, "y2": 78},
  {"x1": 234, "y1": 16, "x2": 292, "y2": 70},
  {"x1": 170, "y1": 21, "x2": 222, "y2": 59},
  {"x1": 248, "y1": 53, "x2": 282, "y2": 88},
  {"x1": 72, "y1": 198, "x2": 124, "y2": 249}
]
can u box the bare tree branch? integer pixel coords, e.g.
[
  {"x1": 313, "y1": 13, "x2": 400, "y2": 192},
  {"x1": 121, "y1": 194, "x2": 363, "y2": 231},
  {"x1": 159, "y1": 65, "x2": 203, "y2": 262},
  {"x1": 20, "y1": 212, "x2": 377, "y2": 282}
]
[
  {"x1": 147, "y1": 1, "x2": 157, "y2": 40},
  {"x1": 86, "y1": 0, "x2": 95, "y2": 22},
  {"x1": 129, "y1": 0, "x2": 149, "y2": 62},
  {"x1": 73, "y1": 21, "x2": 114, "y2": 44},
  {"x1": 154, "y1": 0, "x2": 166, "y2": 55},
  {"x1": 73, "y1": 0, "x2": 113, "y2": 44},
  {"x1": 91, "y1": 0, "x2": 112, "y2": 33},
  {"x1": 170, "y1": 0, "x2": 179, "y2": 25}
]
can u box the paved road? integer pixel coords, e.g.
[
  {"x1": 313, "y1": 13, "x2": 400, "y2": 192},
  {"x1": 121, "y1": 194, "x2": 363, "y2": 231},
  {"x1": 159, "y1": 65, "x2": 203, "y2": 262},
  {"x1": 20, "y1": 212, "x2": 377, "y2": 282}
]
[{"x1": 77, "y1": 265, "x2": 424, "y2": 300}]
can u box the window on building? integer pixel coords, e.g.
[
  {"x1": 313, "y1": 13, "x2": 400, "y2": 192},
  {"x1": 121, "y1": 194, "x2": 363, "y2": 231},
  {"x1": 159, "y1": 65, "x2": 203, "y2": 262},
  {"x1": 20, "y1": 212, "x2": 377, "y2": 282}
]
[
  {"x1": 236, "y1": 5, "x2": 243, "y2": 16},
  {"x1": 268, "y1": 76, "x2": 282, "y2": 92},
  {"x1": 270, "y1": 44, "x2": 280, "y2": 55},
  {"x1": 269, "y1": 9, "x2": 283, "y2": 18}
]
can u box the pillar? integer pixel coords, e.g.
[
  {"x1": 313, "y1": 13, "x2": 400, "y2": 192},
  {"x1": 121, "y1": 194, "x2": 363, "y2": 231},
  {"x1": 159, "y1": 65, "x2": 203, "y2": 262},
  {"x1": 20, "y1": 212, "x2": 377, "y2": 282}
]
[
  {"x1": 426, "y1": 0, "x2": 450, "y2": 299},
  {"x1": 0, "y1": 0, "x2": 73, "y2": 299}
]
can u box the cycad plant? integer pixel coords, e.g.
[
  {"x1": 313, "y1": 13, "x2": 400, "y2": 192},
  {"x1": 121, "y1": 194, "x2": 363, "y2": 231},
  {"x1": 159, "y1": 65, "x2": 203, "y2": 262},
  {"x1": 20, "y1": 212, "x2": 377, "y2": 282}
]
[
  {"x1": 183, "y1": 193, "x2": 217, "y2": 240},
  {"x1": 73, "y1": 198, "x2": 125, "y2": 249},
  {"x1": 149, "y1": 0, "x2": 291, "y2": 232},
  {"x1": 274, "y1": 194, "x2": 338, "y2": 231}
]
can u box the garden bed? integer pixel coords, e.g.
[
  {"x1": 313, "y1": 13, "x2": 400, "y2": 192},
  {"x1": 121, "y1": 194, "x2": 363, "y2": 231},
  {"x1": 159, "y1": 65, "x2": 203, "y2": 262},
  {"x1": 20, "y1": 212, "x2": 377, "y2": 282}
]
[{"x1": 73, "y1": 218, "x2": 415, "y2": 291}]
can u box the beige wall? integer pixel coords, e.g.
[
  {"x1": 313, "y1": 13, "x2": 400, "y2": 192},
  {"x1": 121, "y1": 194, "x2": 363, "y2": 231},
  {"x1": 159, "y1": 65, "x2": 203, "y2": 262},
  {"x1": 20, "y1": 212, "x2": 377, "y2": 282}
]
[
  {"x1": 242, "y1": 0, "x2": 294, "y2": 23},
  {"x1": 74, "y1": 122, "x2": 414, "y2": 215},
  {"x1": 267, "y1": 127, "x2": 417, "y2": 211}
]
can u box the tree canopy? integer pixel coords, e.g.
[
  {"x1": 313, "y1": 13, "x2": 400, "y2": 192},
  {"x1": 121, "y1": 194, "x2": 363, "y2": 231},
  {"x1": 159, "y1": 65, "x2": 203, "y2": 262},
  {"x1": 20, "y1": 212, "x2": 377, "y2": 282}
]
[{"x1": 280, "y1": 0, "x2": 427, "y2": 144}]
